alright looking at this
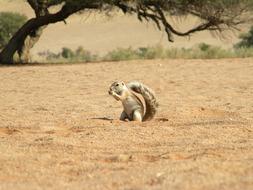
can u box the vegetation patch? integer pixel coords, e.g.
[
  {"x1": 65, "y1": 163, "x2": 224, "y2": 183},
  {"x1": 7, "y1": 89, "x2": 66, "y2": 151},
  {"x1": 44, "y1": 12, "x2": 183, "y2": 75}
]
[
  {"x1": 0, "y1": 12, "x2": 27, "y2": 49},
  {"x1": 38, "y1": 43, "x2": 253, "y2": 63}
]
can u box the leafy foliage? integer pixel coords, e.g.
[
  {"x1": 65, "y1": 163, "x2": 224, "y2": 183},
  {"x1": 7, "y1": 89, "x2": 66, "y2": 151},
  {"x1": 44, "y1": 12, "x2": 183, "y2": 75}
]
[
  {"x1": 235, "y1": 26, "x2": 253, "y2": 48},
  {"x1": 0, "y1": 12, "x2": 27, "y2": 49},
  {"x1": 61, "y1": 47, "x2": 75, "y2": 58}
]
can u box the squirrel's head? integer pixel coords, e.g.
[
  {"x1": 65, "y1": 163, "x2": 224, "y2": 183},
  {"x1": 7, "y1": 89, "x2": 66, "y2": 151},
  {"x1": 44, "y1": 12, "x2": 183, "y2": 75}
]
[{"x1": 108, "y1": 81, "x2": 127, "y2": 95}]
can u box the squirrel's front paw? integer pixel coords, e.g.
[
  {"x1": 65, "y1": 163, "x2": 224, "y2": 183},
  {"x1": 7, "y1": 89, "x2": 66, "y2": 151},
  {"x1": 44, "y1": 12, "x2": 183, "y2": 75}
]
[
  {"x1": 109, "y1": 91, "x2": 120, "y2": 101},
  {"x1": 108, "y1": 90, "x2": 116, "y2": 96}
]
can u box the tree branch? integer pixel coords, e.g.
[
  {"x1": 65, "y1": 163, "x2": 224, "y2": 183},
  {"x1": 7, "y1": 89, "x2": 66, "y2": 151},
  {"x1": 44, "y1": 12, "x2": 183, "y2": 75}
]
[
  {"x1": 0, "y1": 1, "x2": 100, "y2": 63},
  {"x1": 115, "y1": 0, "x2": 251, "y2": 42},
  {"x1": 27, "y1": 0, "x2": 39, "y2": 16}
]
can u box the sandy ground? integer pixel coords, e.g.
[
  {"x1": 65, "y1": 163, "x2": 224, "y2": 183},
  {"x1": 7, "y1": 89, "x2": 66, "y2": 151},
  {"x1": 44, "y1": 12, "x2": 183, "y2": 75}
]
[{"x1": 0, "y1": 59, "x2": 252, "y2": 190}]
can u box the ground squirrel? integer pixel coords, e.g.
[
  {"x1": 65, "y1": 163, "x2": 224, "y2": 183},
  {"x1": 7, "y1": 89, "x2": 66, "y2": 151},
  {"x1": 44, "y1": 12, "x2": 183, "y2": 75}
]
[{"x1": 108, "y1": 81, "x2": 158, "y2": 122}]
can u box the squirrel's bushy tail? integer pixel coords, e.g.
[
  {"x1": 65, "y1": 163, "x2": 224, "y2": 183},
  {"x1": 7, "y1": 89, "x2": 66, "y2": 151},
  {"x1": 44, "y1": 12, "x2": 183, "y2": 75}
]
[{"x1": 127, "y1": 81, "x2": 158, "y2": 121}]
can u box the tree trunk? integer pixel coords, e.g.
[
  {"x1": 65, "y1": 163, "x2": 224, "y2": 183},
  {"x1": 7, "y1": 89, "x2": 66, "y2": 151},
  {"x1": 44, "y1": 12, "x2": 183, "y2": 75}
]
[
  {"x1": 18, "y1": 27, "x2": 45, "y2": 63},
  {"x1": 0, "y1": 37, "x2": 20, "y2": 64},
  {"x1": 0, "y1": 3, "x2": 88, "y2": 64},
  {"x1": 17, "y1": 0, "x2": 48, "y2": 63},
  {"x1": 0, "y1": 19, "x2": 34, "y2": 64}
]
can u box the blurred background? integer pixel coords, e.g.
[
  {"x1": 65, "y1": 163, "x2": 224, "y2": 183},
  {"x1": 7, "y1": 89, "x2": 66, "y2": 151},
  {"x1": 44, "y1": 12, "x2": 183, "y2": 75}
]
[{"x1": 0, "y1": 0, "x2": 251, "y2": 62}]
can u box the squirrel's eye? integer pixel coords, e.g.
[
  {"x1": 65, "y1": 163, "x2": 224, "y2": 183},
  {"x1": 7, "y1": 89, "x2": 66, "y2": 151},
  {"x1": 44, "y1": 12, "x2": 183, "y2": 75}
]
[{"x1": 116, "y1": 83, "x2": 119, "y2": 86}]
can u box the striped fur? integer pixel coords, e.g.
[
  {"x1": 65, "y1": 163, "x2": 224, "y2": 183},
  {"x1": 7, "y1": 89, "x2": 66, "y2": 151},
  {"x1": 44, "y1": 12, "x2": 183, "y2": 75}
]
[{"x1": 127, "y1": 81, "x2": 158, "y2": 121}]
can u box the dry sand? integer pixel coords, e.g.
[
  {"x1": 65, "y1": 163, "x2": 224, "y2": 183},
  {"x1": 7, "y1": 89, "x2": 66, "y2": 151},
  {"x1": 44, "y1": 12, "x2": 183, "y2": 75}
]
[{"x1": 0, "y1": 59, "x2": 252, "y2": 190}]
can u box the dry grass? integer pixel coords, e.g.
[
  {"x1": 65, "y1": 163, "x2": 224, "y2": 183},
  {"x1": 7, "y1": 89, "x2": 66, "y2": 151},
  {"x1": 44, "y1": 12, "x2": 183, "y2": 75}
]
[{"x1": 0, "y1": 59, "x2": 252, "y2": 190}]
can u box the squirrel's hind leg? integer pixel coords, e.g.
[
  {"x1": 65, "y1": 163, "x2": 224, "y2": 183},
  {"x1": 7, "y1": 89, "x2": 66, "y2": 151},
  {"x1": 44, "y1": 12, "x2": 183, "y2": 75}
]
[
  {"x1": 120, "y1": 111, "x2": 128, "y2": 121},
  {"x1": 132, "y1": 110, "x2": 143, "y2": 122}
]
